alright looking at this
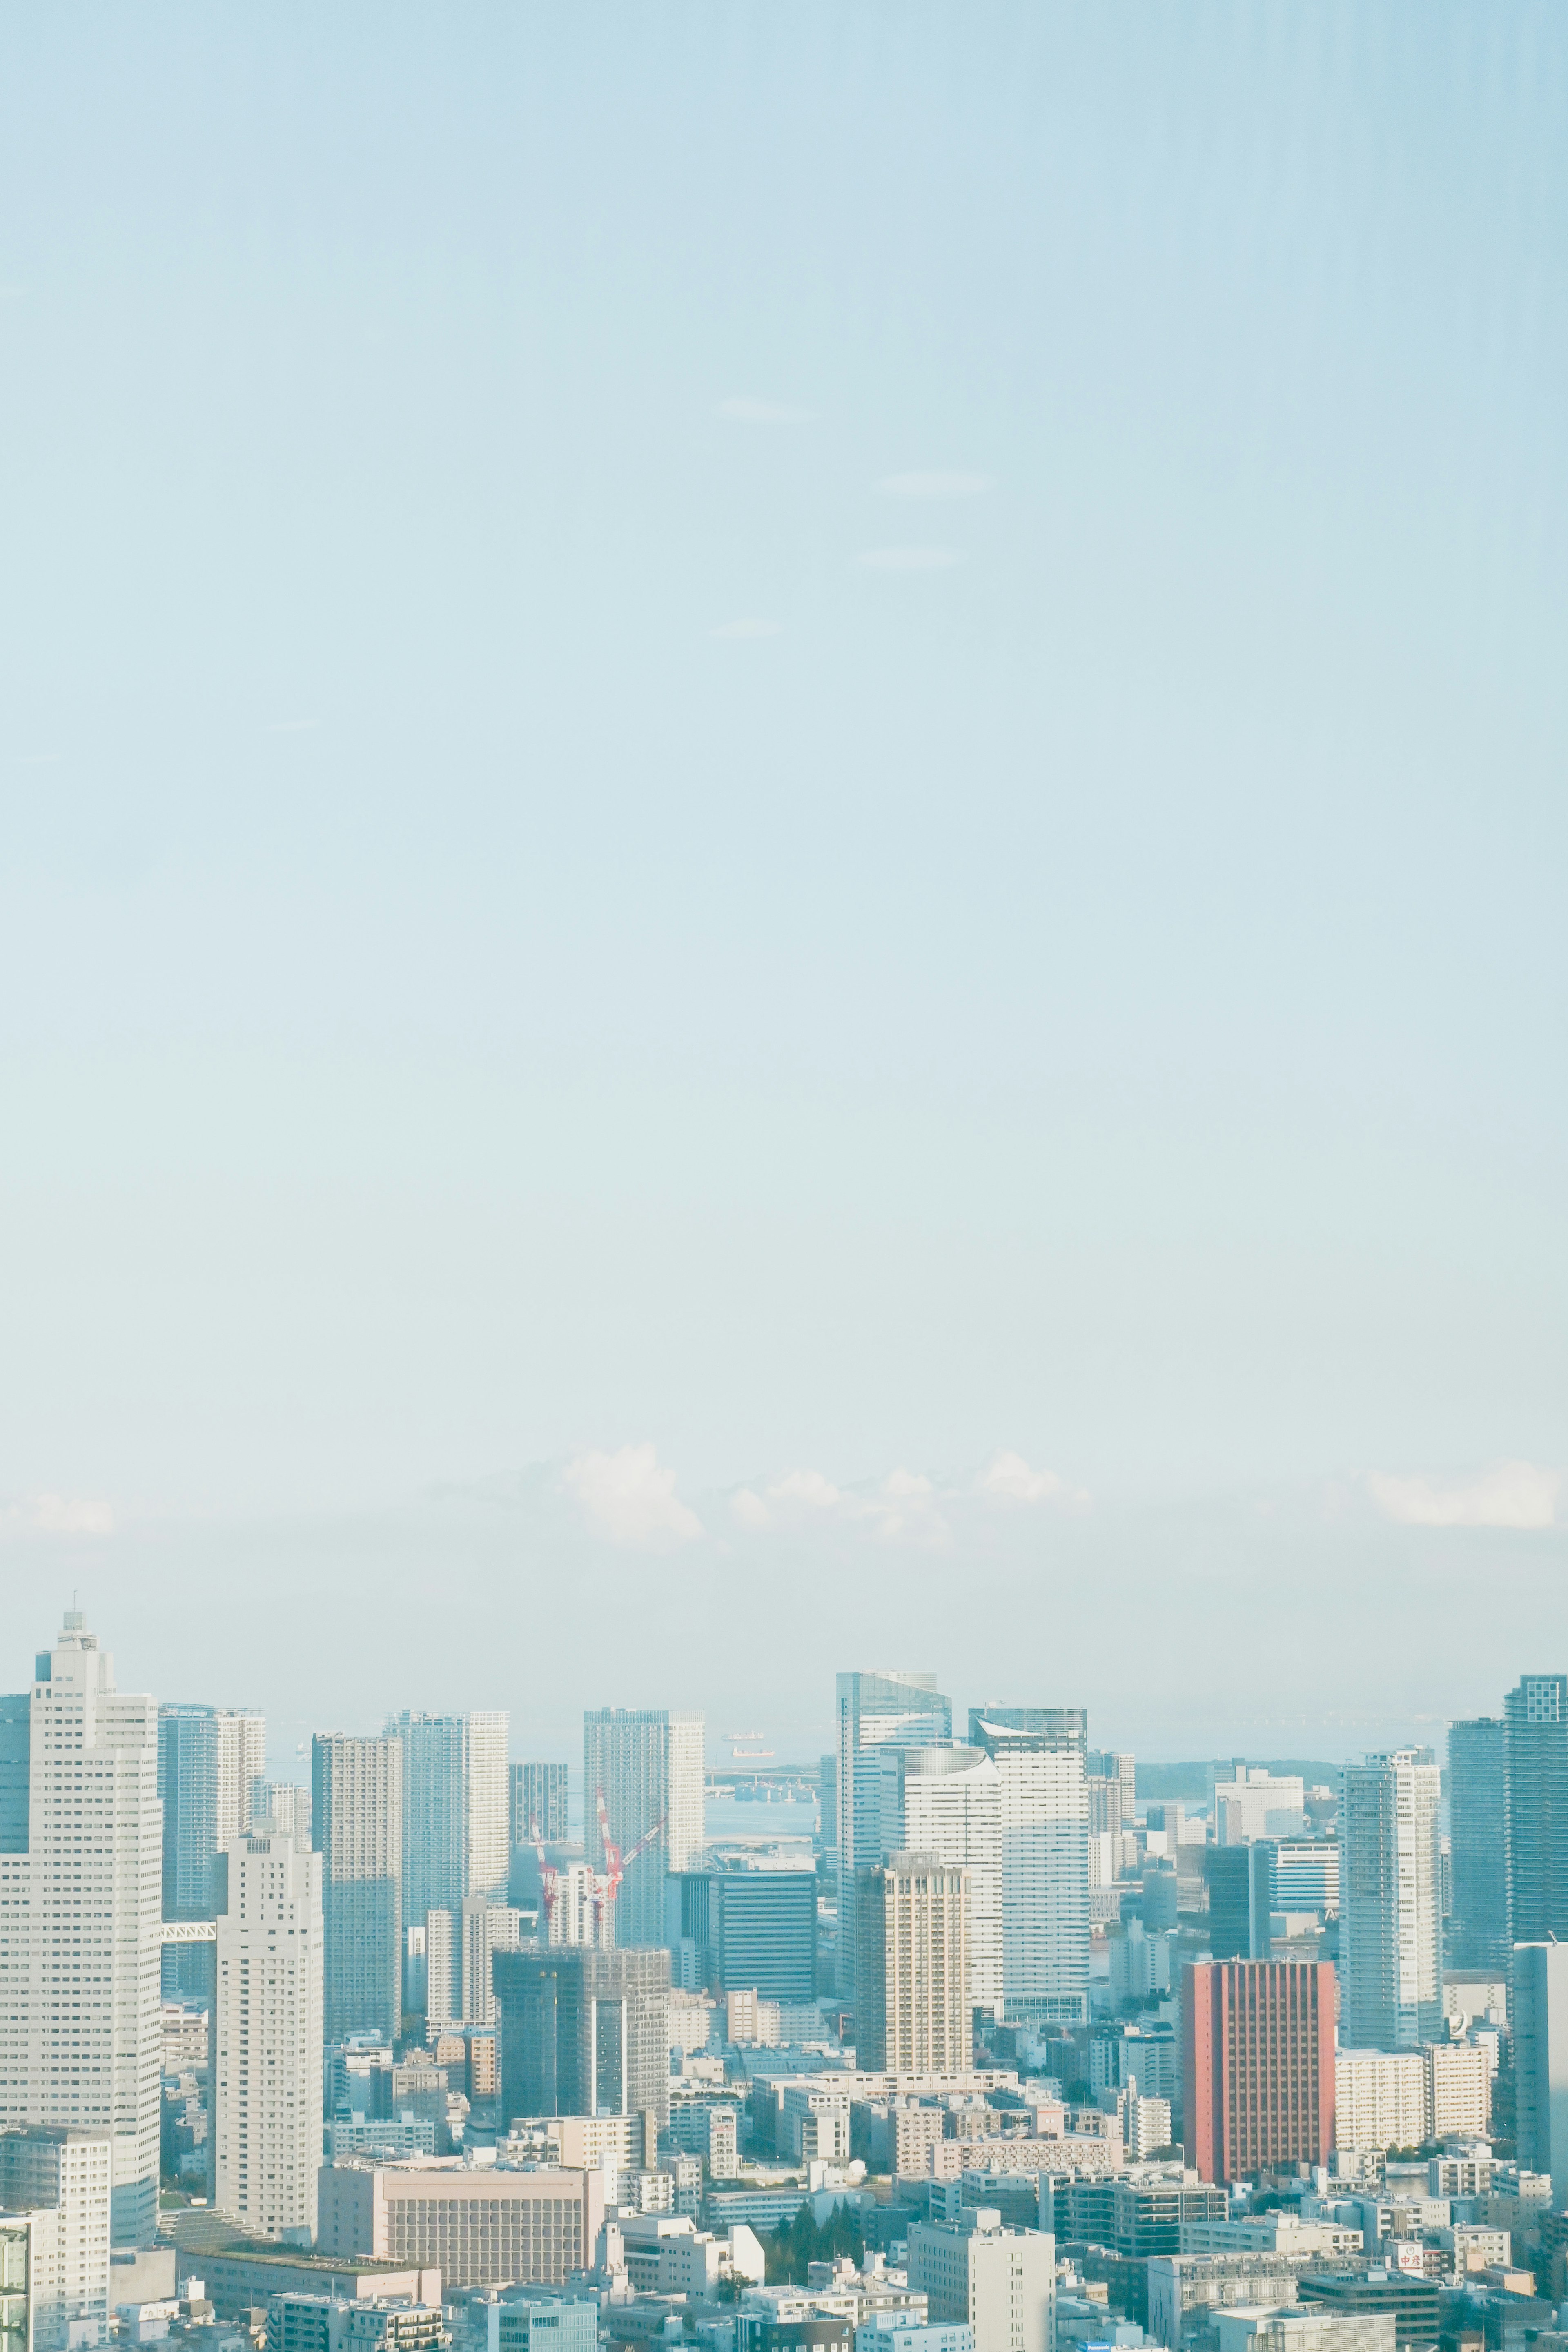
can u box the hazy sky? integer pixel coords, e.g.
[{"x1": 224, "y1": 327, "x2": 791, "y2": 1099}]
[{"x1": 1, "y1": 6, "x2": 1564, "y2": 1768}]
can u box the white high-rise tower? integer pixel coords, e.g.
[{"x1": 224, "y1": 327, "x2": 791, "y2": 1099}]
[
  {"x1": 0, "y1": 1614, "x2": 161, "y2": 2245},
  {"x1": 213, "y1": 1830, "x2": 324, "y2": 2241},
  {"x1": 1341, "y1": 1747, "x2": 1444, "y2": 2049}
]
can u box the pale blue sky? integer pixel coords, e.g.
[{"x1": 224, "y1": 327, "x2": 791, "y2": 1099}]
[{"x1": 0, "y1": 6, "x2": 1564, "y2": 1757}]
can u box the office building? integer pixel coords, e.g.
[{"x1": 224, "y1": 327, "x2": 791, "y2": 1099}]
[
  {"x1": 969, "y1": 1715, "x2": 1089, "y2": 2025},
  {"x1": 1087, "y1": 1752, "x2": 1136, "y2": 1840},
  {"x1": 158, "y1": 1706, "x2": 266, "y2": 1998},
  {"x1": 1504, "y1": 1678, "x2": 1568, "y2": 1947},
  {"x1": 582, "y1": 1710, "x2": 704, "y2": 1950},
  {"x1": 388, "y1": 1713, "x2": 510, "y2": 1928},
  {"x1": 459, "y1": 1897, "x2": 524, "y2": 2029},
  {"x1": 1514, "y1": 1940, "x2": 1568, "y2": 2207},
  {"x1": 213, "y1": 1833, "x2": 325, "y2": 2241},
  {"x1": 907, "y1": 2208, "x2": 1054, "y2": 2352},
  {"x1": 854, "y1": 1854, "x2": 970, "y2": 2074},
  {"x1": 1205, "y1": 1849, "x2": 1252, "y2": 1960},
  {"x1": 312, "y1": 1737, "x2": 403, "y2": 2042},
  {"x1": 0, "y1": 2129, "x2": 112, "y2": 2350},
  {"x1": 1339, "y1": 1752, "x2": 1442, "y2": 2049},
  {"x1": 317, "y1": 2162, "x2": 606, "y2": 2291},
  {"x1": 1184, "y1": 1961, "x2": 1335, "y2": 2184},
  {"x1": 266, "y1": 2295, "x2": 447, "y2": 2352},
  {"x1": 474, "y1": 2296, "x2": 599, "y2": 2352},
  {"x1": 1447, "y1": 1719, "x2": 1508, "y2": 1973},
  {"x1": 877, "y1": 1747, "x2": 1001, "y2": 2018},
  {"x1": 1296, "y1": 2275, "x2": 1439, "y2": 2351},
  {"x1": 1148, "y1": 2254, "x2": 1340, "y2": 2352},
  {"x1": 510, "y1": 1763, "x2": 568, "y2": 1849},
  {"x1": 1211, "y1": 1767, "x2": 1306, "y2": 1846},
  {"x1": 836, "y1": 1675, "x2": 953, "y2": 1997},
  {"x1": 666, "y1": 1861, "x2": 818, "y2": 2001},
  {"x1": 256, "y1": 1783, "x2": 314, "y2": 1854},
  {"x1": 0, "y1": 1614, "x2": 161, "y2": 2246},
  {"x1": 1214, "y1": 2316, "x2": 1394, "y2": 2352},
  {"x1": 493, "y1": 1945, "x2": 671, "y2": 2130}
]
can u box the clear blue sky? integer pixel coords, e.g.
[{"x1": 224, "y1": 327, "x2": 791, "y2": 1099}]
[{"x1": 1, "y1": 6, "x2": 1563, "y2": 1761}]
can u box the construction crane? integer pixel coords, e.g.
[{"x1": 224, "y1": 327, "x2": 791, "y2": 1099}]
[
  {"x1": 593, "y1": 1788, "x2": 666, "y2": 1938},
  {"x1": 528, "y1": 1814, "x2": 559, "y2": 1928}
]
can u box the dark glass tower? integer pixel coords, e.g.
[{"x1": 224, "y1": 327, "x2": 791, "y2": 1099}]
[{"x1": 1448, "y1": 1716, "x2": 1508, "y2": 1972}]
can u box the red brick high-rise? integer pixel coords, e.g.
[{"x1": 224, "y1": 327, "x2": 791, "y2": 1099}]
[{"x1": 1184, "y1": 1959, "x2": 1336, "y2": 2184}]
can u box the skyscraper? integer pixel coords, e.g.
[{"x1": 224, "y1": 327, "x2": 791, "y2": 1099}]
[
  {"x1": 1504, "y1": 1677, "x2": 1568, "y2": 1947},
  {"x1": 511, "y1": 1762, "x2": 569, "y2": 1847},
  {"x1": 1184, "y1": 1959, "x2": 1336, "y2": 2184},
  {"x1": 0, "y1": 1615, "x2": 161, "y2": 2247},
  {"x1": 213, "y1": 1831, "x2": 324, "y2": 2241},
  {"x1": 493, "y1": 1946, "x2": 671, "y2": 2133},
  {"x1": 1513, "y1": 1940, "x2": 1568, "y2": 2209},
  {"x1": 853, "y1": 1853, "x2": 970, "y2": 2074},
  {"x1": 388, "y1": 1711, "x2": 510, "y2": 1926},
  {"x1": 1340, "y1": 1750, "x2": 1443, "y2": 2049},
  {"x1": 969, "y1": 1714, "x2": 1090, "y2": 2025},
  {"x1": 835, "y1": 1673, "x2": 952, "y2": 1996},
  {"x1": 582, "y1": 1710, "x2": 704, "y2": 1949},
  {"x1": 877, "y1": 1745, "x2": 1002, "y2": 2019},
  {"x1": 1448, "y1": 1717, "x2": 1508, "y2": 1973},
  {"x1": 312, "y1": 1735, "x2": 403, "y2": 2041},
  {"x1": 157, "y1": 1704, "x2": 265, "y2": 2000}
]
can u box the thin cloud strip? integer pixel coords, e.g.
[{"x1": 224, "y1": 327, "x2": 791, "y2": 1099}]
[
  {"x1": 1367, "y1": 1460, "x2": 1560, "y2": 1530},
  {"x1": 731, "y1": 1450, "x2": 1082, "y2": 1540}
]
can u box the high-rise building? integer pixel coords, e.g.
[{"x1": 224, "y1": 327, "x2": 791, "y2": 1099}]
[
  {"x1": 1339, "y1": 1751, "x2": 1443, "y2": 2050},
  {"x1": 835, "y1": 1674, "x2": 953, "y2": 1998},
  {"x1": 0, "y1": 2129, "x2": 112, "y2": 2351},
  {"x1": 1513, "y1": 1940, "x2": 1568, "y2": 2208},
  {"x1": 0, "y1": 1614, "x2": 161, "y2": 2246},
  {"x1": 1210, "y1": 1766, "x2": 1306, "y2": 1846},
  {"x1": 1203, "y1": 1849, "x2": 1252, "y2": 1961},
  {"x1": 493, "y1": 1946, "x2": 671, "y2": 2131},
  {"x1": 458, "y1": 1896, "x2": 525, "y2": 2029},
  {"x1": 213, "y1": 1831, "x2": 325, "y2": 2241},
  {"x1": 666, "y1": 1861, "x2": 818, "y2": 2001},
  {"x1": 1504, "y1": 1678, "x2": 1568, "y2": 1948},
  {"x1": 1086, "y1": 1751, "x2": 1136, "y2": 1840},
  {"x1": 254, "y1": 1782, "x2": 313, "y2": 1854},
  {"x1": 312, "y1": 1736, "x2": 403, "y2": 2042},
  {"x1": 582, "y1": 1711, "x2": 704, "y2": 1950},
  {"x1": 510, "y1": 1763, "x2": 568, "y2": 1848},
  {"x1": 1447, "y1": 1718, "x2": 1508, "y2": 1973},
  {"x1": 969, "y1": 1714, "x2": 1090, "y2": 2025},
  {"x1": 907, "y1": 2207, "x2": 1054, "y2": 2352},
  {"x1": 157, "y1": 1705, "x2": 265, "y2": 2000},
  {"x1": 853, "y1": 1853, "x2": 970, "y2": 2074},
  {"x1": 388, "y1": 1713, "x2": 510, "y2": 1928},
  {"x1": 1183, "y1": 1960, "x2": 1336, "y2": 2184},
  {"x1": 875, "y1": 1746, "x2": 1000, "y2": 2019}
]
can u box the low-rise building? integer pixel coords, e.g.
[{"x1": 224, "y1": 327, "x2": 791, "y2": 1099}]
[
  {"x1": 1213, "y1": 2310, "x2": 1394, "y2": 2352},
  {"x1": 1147, "y1": 2256, "x2": 1321, "y2": 2351},
  {"x1": 266, "y1": 2295, "x2": 448, "y2": 2352},
  {"x1": 316, "y1": 2164, "x2": 605, "y2": 2292},
  {"x1": 1295, "y1": 2272, "x2": 1440, "y2": 2350},
  {"x1": 906, "y1": 2208, "x2": 1054, "y2": 2352}
]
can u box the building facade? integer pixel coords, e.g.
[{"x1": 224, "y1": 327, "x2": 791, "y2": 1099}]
[
  {"x1": 388, "y1": 1713, "x2": 510, "y2": 1929},
  {"x1": 510, "y1": 1764, "x2": 569, "y2": 1849},
  {"x1": 582, "y1": 1711, "x2": 704, "y2": 1951},
  {"x1": 1183, "y1": 1961, "x2": 1336, "y2": 2184},
  {"x1": 1504, "y1": 1679, "x2": 1568, "y2": 1948},
  {"x1": 1447, "y1": 1718, "x2": 1508, "y2": 1974},
  {"x1": 907, "y1": 2210, "x2": 1054, "y2": 2352},
  {"x1": 0, "y1": 1615, "x2": 162, "y2": 2246},
  {"x1": 213, "y1": 1832, "x2": 325, "y2": 2241},
  {"x1": 877, "y1": 1748, "x2": 1002, "y2": 2020},
  {"x1": 836, "y1": 1675, "x2": 953, "y2": 1998},
  {"x1": 312, "y1": 1736, "x2": 403, "y2": 2042},
  {"x1": 1514, "y1": 1939, "x2": 1568, "y2": 2208},
  {"x1": 854, "y1": 1854, "x2": 970, "y2": 2074},
  {"x1": 666, "y1": 1862, "x2": 817, "y2": 2001},
  {"x1": 1339, "y1": 1752, "x2": 1443, "y2": 2050},
  {"x1": 493, "y1": 1945, "x2": 672, "y2": 2131},
  {"x1": 969, "y1": 1715, "x2": 1089, "y2": 2025},
  {"x1": 316, "y1": 2164, "x2": 606, "y2": 2291},
  {"x1": 0, "y1": 2129, "x2": 112, "y2": 2350}
]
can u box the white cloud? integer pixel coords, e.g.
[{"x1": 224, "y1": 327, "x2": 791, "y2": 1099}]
[
  {"x1": 560, "y1": 1444, "x2": 703, "y2": 1549},
  {"x1": 1368, "y1": 1460, "x2": 1560, "y2": 1530},
  {"x1": 30, "y1": 1494, "x2": 115, "y2": 1537},
  {"x1": 712, "y1": 619, "x2": 782, "y2": 640},
  {"x1": 877, "y1": 471, "x2": 991, "y2": 499},
  {"x1": 975, "y1": 1450, "x2": 1078, "y2": 1507},
  {"x1": 715, "y1": 396, "x2": 815, "y2": 425},
  {"x1": 729, "y1": 1468, "x2": 843, "y2": 1532},
  {"x1": 866, "y1": 1468, "x2": 949, "y2": 1547},
  {"x1": 856, "y1": 547, "x2": 963, "y2": 573}
]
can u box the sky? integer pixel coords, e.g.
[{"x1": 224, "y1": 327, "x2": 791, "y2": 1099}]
[{"x1": 0, "y1": 5, "x2": 1564, "y2": 1771}]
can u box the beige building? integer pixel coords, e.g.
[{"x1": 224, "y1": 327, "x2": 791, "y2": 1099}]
[
  {"x1": 907, "y1": 2208, "x2": 1054, "y2": 2352},
  {"x1": 317, "y1": 2163, "x2": 606, "y2": 2289},
  {"x1": 1426, "y1": 2042, "x2": 1490, "y2": 2138},
  {"x1": 214, "y1": 1832, "x2": 325, "y2": 2241},
  {"x1": 1333, "y1": 2051, "x2": 1426, "y2": 2153},
  {"x1": 855, "y1": 1853, "x2": 970, "y2": 2075},
  {"x1": 0, "y1": 2128, "x2": 112, "y2": 2350}
]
